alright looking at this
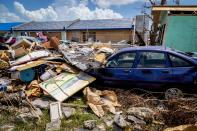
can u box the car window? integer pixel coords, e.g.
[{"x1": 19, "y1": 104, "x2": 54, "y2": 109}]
[
  {"x1": 106, "y1": 52, "x2": 136, "y2": 68},
  {"x1": 137, "y1": 52, "x2": 166, "y2": 68},
  {"x1": 169, "y1": 55, "x2": 192, "y2": 67}
]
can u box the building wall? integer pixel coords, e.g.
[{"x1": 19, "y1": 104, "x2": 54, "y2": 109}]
[
  {"x1": 13, "y1": 31, "x2": 62, "y2": 40},
  {"x1": 164, "y1": 16, "x2": 197, "y2": 52},
  {"x1": 67, "y1": 29, "x2": 132, "y2": 43},
  {"x1": 29, "y1": 32, "x2": 61, "y2": 39}
]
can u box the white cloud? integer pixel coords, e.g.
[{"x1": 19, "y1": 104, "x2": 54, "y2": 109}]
[
  {"x1": 54, "y1": 3, "x2": 123, "y2": 20},
  {"x1": 13, "y1": 0, "x2": 123, "y2": 21},
  {"x1": 14, "y1": 1, "x2": 58, "y2": 21},
  {"x1": 92, "y1": 0, "x2": 144, "y2": 8},
  {"x1": 0, "y1": 0, "x2": 124, "y2": 22},
  {"x1": 0, "y1": 4, "x2": 21, "y2": 22}
]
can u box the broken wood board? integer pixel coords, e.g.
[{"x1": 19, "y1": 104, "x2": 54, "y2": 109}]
[
  {"x1": 10, "y1": 50, "x2": 50, "y2": 66},
  {"x1": 39, "y1": 72, "x2": 96, "y2": 102},
  {"x1": 16, "y1": 60, "x2": 46, "y2": 71},
  {"x1": 11, "y1": 39, "x2": 32, "y2": 49}
]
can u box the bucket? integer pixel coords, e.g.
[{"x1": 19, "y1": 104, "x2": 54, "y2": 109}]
[
  {"x1": 11, "y1": 68, "x2": 35, "y2": 82},
  {"x1": 40, "y1": 69, "x2": 57, "y2": 81}
]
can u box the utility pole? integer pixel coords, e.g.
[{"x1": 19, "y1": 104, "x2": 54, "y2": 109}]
[
  {"x1": 132, "y1": 17, "x2": 136, "y2": 45},
  {"x1": 160, "y1": 0, "x2": 167, "y2": 5}
]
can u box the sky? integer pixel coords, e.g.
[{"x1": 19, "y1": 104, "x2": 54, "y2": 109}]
[{"x1": 0, "y1": 0, "x2": 196, "y2": 22}]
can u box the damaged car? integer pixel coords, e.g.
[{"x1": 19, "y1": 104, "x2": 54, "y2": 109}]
[{"x1": 88, "y1": 46, "x2": 197, "y2": 88}]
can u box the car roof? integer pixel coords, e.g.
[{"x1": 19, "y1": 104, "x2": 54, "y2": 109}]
[
  {"x1": 110, "y1": 46, "x2": 197, "y2": 65},
  {"x1": 118, "y1": 46, "x2": 171, "y2": 52}
]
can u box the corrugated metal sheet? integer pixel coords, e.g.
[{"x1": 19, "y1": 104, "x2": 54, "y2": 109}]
[
  {"x1": 12, "y1": 19, "x2": 133, "y2": 31},
  {"x1": 0, "y1": 22, "x2": 23, "y2": 31},
  {"x1": 67, "y1": 19, "x2": 133, "y2": 30},
  {"x1": 13, "y1": 21, "x2": 73, "y2": 31}
]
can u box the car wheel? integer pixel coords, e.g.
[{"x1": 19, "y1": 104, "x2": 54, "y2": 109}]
[{"x1": 165, "y1": 88, "x2": 183, "y2": 100}]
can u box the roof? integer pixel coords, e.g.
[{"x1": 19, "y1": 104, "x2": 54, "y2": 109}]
[
  {"x1": 0, "y1": 22, "x2": 23, "y2": 31},
  {"x1": 13, "y1": 19, "x2": 134, "y2": 31},
  {"x1": 152, "y1": 5, "x2": 197, "y2": 12},
  {"x1": 67, "y1": 19, "x2": 133, "y2": 30},
  {"x1": 13, "y1": 21, "x2": 74, "y2": 31}
]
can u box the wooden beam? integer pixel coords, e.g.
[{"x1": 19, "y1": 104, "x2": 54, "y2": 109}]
[{"x1": 152, "y1": 6, "x2": 197, "y2": 12}]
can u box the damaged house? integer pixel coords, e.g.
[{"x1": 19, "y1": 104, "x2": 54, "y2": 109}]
[
  {"x1": 152, "y1": 5, "x2": 197, "y2": 52},
  {"x1": 12, "y1": 21, "x2": 75, "y2": 40},
  {"x1": 66, "y1": 19, "x2": 134, "y2": 43},
  {"x1": 12, "y1": 19, "x2": 134, "y2": 43}
]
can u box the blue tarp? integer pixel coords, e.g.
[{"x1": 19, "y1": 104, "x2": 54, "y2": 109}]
[{"x1": 0, "y1": 22, "x2": 23, "y2": 31}]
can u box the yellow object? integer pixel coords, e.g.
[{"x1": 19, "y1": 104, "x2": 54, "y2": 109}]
[
  {"x1": 26, "y1": 80, "x2": 41, "y2": 97},
  {"x1": 94, "y1": 53, "x2": 106, "y2": 63},
  {"x1": 0, "y1": 59, "x2": 9, "y2": 69}
]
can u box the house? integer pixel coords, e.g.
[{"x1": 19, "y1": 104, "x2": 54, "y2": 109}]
[
  {"x1": 0, "y1": 22, "x2": 23, "y2": 35},
  {"x1": 66, "y1": 19, "x2": 133, "y2": 43},
  {"x1": 152, "y1": 5, "x2": 197, "y2": 52},
  {"x1": 13, "y1": 21, "x2": 75, "y2": 40},
  {"x1": 13, "y1": 19, "x2": 134, "y2": 43}
]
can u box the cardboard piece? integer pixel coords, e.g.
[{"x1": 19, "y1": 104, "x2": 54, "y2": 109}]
[
  {"x1": 83, "y1": 87, "x2": 121, "y2": 117},
  {"x1": 26, "y1": 80, "x2": 41, "y2": 97},
  {"x1": 11, "y1": 39, "x2": 32, "y2": 49},
  {"x1": 41, "y1": 37, "x2": 60, "y2": 49},
  {"x1": 39, "y1": 72, "x2": 96, "y2": 102},
  {"x1": 14, "y1": 47, "x2": 28, "y2": 58}
]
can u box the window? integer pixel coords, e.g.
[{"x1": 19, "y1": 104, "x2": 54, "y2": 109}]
[
  {"x1": 137, "y1": 52, "x2": 166, "y2": 68},
  {"x1": 169, "y1": 55, "x2": 192, "y2": 67},
  {"x1": 106, "y1": 52, "x2": 136, "y2": 68},
  {"x1": 71, "y1": 31, "x2": 79, "y2": 42},
  {"x1": 82, "y1": 32, "x2": 96, "y2": 42}
]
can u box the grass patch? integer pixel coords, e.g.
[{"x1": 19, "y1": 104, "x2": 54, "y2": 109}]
[
  {"x1": 66, "y1": 97, "x2": 85, "y2": 106},
  {"x1": 61, "y1": 108, "x2": 102, "y2": 130},
  {"x1": 0, "y1": 98, "x2": 105, "y2": 130}
]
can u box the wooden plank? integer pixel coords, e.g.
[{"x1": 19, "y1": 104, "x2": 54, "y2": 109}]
[
  {"x1": 152, "y1": 6, "x2": 197, "y2": 11},
  {"x1": 16, "y1": 60, "x2": 46, "y2": 71}
]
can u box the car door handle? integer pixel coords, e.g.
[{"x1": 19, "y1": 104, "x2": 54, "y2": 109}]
[
  {"x1": 162, "y1": 70, "x2": 170, "y2": 74},
  {"x1": 141, "y1": 69, "x2": 151, "y2": 74}
]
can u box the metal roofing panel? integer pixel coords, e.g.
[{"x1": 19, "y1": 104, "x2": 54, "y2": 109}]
[
  {"x1": 13, "y1": 21, "x2": 73, "y2": 31},
  {"x1": 67, "y1": 19, "x2": 133, "y2": 30},
  {"x1": 0, "y1": 22, "x2": 23, "y2": 31}
]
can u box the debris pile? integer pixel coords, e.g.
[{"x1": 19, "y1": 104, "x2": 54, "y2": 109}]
[
  {"x1": 0, "y1": 36, "x2": 117, "y2": 103},
  {"x1": 0, "y1": 36, "x2": 118, "y2": 130}
]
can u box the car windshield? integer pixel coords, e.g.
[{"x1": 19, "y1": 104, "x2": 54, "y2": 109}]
[{"x1": 176, "y1": 51, "x2": 193, "y2": 57}]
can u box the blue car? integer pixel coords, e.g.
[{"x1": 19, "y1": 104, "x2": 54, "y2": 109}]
[{"x1": 88, "y1": 46, "x2": 197, "y2": 88}]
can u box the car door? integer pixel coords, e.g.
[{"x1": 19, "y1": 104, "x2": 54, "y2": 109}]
[
  {"x1": 99, "y1": 51, "x2": 137, "y2": 84},
  {"x1": 168, "y1": 53, "x2": 196, "y2": 85},
  {"x1": 132, "y1": 51, "x2": 173, "y2": 87}
]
